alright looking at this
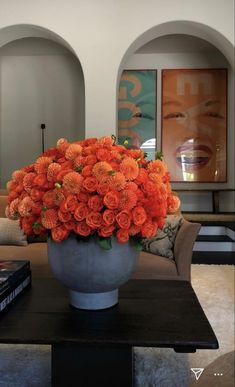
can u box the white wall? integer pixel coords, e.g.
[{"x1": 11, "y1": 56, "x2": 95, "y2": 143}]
[
  {"x1": 0, "y1": 38, "x2": 85, "y2": 187},
  {"x1": 0, "y1": 0, "x2": 234, "y2": 136}
]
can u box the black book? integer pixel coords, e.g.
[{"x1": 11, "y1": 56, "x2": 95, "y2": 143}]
[
  {"x1": 0, "y1": 271, "x2": 31, "y2": 313},
  {"x1": 0, "y1": 260, "x2": 30, "y2": 294}
]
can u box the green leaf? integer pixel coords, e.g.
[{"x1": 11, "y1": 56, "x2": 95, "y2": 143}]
[
  {"x1": 155, "y1": 151, "x2": 164, "y2": 160},
  {"x1": 97, "y1": 237, "x2": 112, "y2": 250},
  {"x1": 130, "y1": 236, "x2": 143, "y2": 251},
  {"x1": 111, "y1": 134, "x2": 116, "y2": 144}
]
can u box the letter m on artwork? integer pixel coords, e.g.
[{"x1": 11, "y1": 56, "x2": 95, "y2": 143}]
[{"x1": 177, "y1": 73, "x2": 213, "y2": 95}]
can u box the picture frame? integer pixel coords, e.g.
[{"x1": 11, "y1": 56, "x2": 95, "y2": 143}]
[
  {"x1": 161, "y1": 69, "x2": 227, "y2": 182},
  {"x1": 118, "y1": 70, "x2": 157, "y2": 160}
]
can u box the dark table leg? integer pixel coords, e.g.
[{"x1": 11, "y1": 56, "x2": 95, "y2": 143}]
[{"x1": 52, "y1": 344, "x2": 133, "y2": 387}]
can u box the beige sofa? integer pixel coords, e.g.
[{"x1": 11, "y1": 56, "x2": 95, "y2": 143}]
[{"x1": 0, "y1": 193, "x2": 200, "y2": 281}]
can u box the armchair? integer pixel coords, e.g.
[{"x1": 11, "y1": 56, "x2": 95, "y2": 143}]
[{"x1": 133, "y1": 218, "x2": 201, "y2": 282}]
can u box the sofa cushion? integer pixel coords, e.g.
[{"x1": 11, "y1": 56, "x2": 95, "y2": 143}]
[
  {"x1": 133, "y1": 250, "x2": 178, "y2": 279},
  {"x1": 141, "y1": 214, "x2": 182, "y2": 259},
  {"x1": 0, "y1": 218, "x2": 28, "y2": 246}
]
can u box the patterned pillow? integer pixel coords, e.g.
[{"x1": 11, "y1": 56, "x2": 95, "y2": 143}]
[
  {"x1": 142, "y1": 215, "x2": 182, "y2": 259},
  {"x1": 0, "y1": 218, "x2": 28, "y2": 246}
]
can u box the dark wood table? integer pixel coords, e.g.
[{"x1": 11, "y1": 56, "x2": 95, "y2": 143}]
[{"x1": 0, "y1": 278, "x2": 218, "y2": 387}]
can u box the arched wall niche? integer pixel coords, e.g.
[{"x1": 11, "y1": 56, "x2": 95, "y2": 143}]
[
  {"x1": 0, "y1": 24, "x2": 76, "y2": 54},
  {"x1": 116, "y1": 20, "x2": 234, "y2": 211},
  {"x1": 118, "y1": 20, "x2": 234, "y2": 83},
  {"x1": 0, "y1": 24, "x2": 85, "y2": 188}
]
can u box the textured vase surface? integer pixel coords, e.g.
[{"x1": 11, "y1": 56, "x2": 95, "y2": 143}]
[{"x1": 47, "y1": 233, "x2": 139, "y2": 310}]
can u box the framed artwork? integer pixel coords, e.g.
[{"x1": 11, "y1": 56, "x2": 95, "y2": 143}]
[
  {"x1": 161, "y1": 69, "x2": 227, "y2": 182},
  {"x1": 118, "y1": 70, "x2": 157, "y2": 160}
]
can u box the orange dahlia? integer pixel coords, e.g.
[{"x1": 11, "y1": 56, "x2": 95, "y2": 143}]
[
  {"x1": 147, "y1": 160, "x2": 167, "y2": 176},
  {"x1": 8, "y1": 198, "x2": 20, "y2": 219},
  {"x1": 23, "y1": 172, "x2": 37, "y2": 192},
  {"x1": 56, "y1": 138, "x2": 69, "y2": 152},
  {"x1": 119, "y1": 189, "x2": 137, "y2": 211},
  {"x1": 108, "y1": 172, "x2": 126, "y2": 191},
  {"x1": 18, "y1": 197, "x2": 34, "y2": 217},
  {"x1": 148, "y1": 173, "x2": 162, "y2": 185},
  {"x1": 92, "y1": 161, "x2": 112, "y2": 181},
  {"x1": 34, "y1": 157, "x2": 52, "y2": 174},
  {"x1": 120, "y1": 157, "x2": 139, "y2": 181},
  {"x1": 12, "y1": 170, "x2": 26, "y2": 183},
  {"x1": 47, "y1": 163, "x2": 61, "y2": 182},
  {"x1": 97, "y1": 136, "x2": 114, "y2": 148},
  {"x1": 41, "y1": 209, "x2": 58, "y2": 229},
  {"x1": 65, "y1": 144, "x2": 83, "y2": 160},
  {"x1": 63, "y1": 172, "x2": 83, "y2": 194}
]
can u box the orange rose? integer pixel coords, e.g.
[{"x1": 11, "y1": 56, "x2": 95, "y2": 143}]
[
  {"x1": 88, "y1": 195, "x2": 103, "y2": 212},
  {"x1": 43, "y1": 190, "x2": 57, "y2": 208},
  {"x1": 74, "y1": 203, "x2": 89, "y2": 221},
  {"x1": 103, "y1": 191, "x2": 120, "y2": 209},
  {"x1": 64, "y1": 220, "x2": 77, "y2": 231},
  {"x1": 132, "y1": 206, "x2": 147, "y2": 226},
  {"x1": 82, "y1": 176, "x2": 97, "y2": 193},
  {"x1": 116, "y1": 210, "x2": 131, "y2": 229},
  {"x1": 86, "y1": 212, "x2": 102, "y2": 229},
  {"x1": 81, "y1": 165, "x2": 93, "y2": 177},
  {"x1": 116, "y1": 228, "x2": 129, "y2": 244},
  {"x1": 157, "y1": 217, "x2": 166, "y2": 229},
  {"x1": 134, "y1": 168, "x2": 148, "y2": 185},
  {"x1": 98, "y1": 225, "x2": 115, "y2": 238},
  {"x1": 56, "y1": 168, "x2": 73, "y2": 182},
  {"x1": 34, "y1": 174, "x2": 48, "y2": 188},
  {"x1": 77, "y1": 192, "x2": 89, "y2": 202},
  {"x1": 141, "y1": 221, "x2": 158, "y2": 238},
  {"x1": 30, "y1": 188, "x2": 44, "y2": 202},
  {"x1": 128, "y1": 224, "x2": 141, "y2": 236},
  {"x1": 51, "y1": 225, "x2": 69, "y2": 242},
  {"x1": 32, "y1": 202, "x2": 42, "y2": 215},
  {"x1": 167, "y1": 195, "x2": 181, "y2": 214},
  {"x1": 142, "y1": 181, "x2": 158, "y2": 195},
  {"x1": 97, "y1": 181, "x2": 110, "y2": 195},
  {"x1": 8, "y1": 191, "x2": 19, "y2": 202},
  {"x1": 96, "y1": 148, "x2": 111, "y2": 161},
  {"x1": 85, "y1": 155, "x2": 97, "y2": 165},
  {"x1": 76, "y1": 221, "x2": 91, "y2": 236},
  {"x1": 58, "y1": 210, "x2": 72, "y2": 223},
  {"x1": 60, "y1": 194, "x2": 78, "y2": 213},
  {"x1": 21, "y1": 217, "x2": 34, "y2": 235},
  {"x1": 102, "y1": 209, "x2": 116, "y2": 226}
]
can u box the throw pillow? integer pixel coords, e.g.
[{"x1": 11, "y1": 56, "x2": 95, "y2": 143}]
[
  {"x1": 141, "y1": 214, "x2": 182, "y2": 259},
  {"x1": 0, "y1": 218, "x2": 28, "y2": 246}
]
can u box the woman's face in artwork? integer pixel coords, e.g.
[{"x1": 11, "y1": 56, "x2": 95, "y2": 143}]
[{"x1": 162, "y1": 69, "x2": 227, "y2": 182}]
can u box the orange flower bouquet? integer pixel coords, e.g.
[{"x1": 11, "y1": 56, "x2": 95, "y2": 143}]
[{"x1": 6, "y1": 135, "x2": 180, "y2": 249}]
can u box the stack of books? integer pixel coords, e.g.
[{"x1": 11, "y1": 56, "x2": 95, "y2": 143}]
[{"x1": 0, "y1": 260, "x2": 31, "y2": 313}]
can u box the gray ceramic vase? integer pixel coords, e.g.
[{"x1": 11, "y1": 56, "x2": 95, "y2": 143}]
[{"x1": 47, "y1": 233, "x2": 139, "y2": 310}]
